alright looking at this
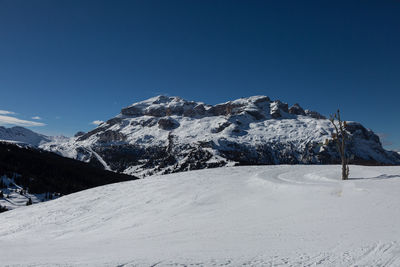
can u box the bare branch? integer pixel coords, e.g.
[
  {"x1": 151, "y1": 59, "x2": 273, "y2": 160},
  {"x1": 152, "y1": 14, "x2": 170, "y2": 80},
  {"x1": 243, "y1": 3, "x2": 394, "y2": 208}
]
[{"x1": 329, "y1": 109, "x2": 349, "y2": 180}]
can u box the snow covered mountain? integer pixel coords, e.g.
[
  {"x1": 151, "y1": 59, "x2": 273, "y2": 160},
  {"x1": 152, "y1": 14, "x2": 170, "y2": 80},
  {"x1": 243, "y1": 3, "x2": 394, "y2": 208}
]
[
  {"x1": 0, "y1": 126, "x2": 51, "y2": 146},
  {"x1": 2, "y1": 165, "x2": 400, "y2": 266},
  {"x1": 41, "y1": 95, "x2": 400, "y2": 177}
]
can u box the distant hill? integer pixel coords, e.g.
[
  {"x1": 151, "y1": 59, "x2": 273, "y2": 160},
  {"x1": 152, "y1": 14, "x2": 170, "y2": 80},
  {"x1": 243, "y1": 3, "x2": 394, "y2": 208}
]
[{"x1": 0, "y1": 126, "x2": 51, "y2": 146}]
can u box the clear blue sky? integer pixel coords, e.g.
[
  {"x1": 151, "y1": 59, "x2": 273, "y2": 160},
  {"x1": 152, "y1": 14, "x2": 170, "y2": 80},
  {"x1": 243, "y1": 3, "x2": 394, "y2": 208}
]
[{"x1": 0, "y1": 0, "x2": 399, "y2": 150}]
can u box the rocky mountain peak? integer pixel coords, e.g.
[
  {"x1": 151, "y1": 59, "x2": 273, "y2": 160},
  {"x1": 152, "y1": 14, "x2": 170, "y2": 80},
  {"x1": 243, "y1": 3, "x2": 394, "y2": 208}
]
[
  {"x1": 120, "y1": 95, "x2": 204, "y2": 118},
  {"x1": 40, "y1": 95, "x2": 400, "y2": 177},
  {"x1": 119, "y1": 95, "x2": 324, "y2": 121}
]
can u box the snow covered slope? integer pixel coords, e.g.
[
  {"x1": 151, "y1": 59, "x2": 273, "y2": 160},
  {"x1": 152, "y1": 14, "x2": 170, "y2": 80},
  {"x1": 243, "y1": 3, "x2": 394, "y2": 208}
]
[
  {"x1": 0, "y1": 142, "x2": 136, "y2": 212},
  {"x1": 0, "y1": 126, "x2": 51, "y2": 146},
  {"x1": 41, "y1": 95, "x2": 400, "y2": 177},
  {"x1": 1, "y1": 165, "x2": 400, "y2": 266},
  {"x1": 0, "y1": 175, "x2": 59, "y2": 211}
]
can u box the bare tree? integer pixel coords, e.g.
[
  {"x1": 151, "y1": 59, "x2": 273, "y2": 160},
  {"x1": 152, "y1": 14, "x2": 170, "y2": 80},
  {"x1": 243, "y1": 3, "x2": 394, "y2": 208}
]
[{"x1": 329, "y1": 109, "x2": 349, "y2": 180}]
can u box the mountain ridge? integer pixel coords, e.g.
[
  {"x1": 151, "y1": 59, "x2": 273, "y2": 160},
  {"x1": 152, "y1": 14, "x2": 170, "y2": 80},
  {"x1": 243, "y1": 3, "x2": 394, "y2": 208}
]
[
  {"x1": 39, "y1": 95, "x2": 400, "y2": 177},
  {"x1": 0, "y1": 126, "x2": 50, "y2": 146}
]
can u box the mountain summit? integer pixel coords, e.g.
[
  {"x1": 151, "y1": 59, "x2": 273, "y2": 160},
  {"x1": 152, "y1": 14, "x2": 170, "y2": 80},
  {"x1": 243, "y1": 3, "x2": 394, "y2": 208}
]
[
  {"x1": 0, "y1": 126, "x2": 50, "y2": 146},
  {"x1": 41, "y1": 95, "x2": 400, "y2": 177}
]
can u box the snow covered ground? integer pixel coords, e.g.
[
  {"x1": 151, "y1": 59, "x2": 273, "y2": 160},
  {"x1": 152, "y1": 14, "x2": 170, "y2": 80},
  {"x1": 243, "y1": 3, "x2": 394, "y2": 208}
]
[
  {"x1": 1, "y1": 165, "x2": 400, "y2": 266},
  {"x1": 0, "y1": 176, "x2": 59, "y2": 210}
]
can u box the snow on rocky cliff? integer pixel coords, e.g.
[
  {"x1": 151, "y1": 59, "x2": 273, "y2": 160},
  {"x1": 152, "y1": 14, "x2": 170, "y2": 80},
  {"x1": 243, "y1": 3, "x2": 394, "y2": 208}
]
[{"x1": 40, "y1": 95, "x2": 400, "y2": 177}]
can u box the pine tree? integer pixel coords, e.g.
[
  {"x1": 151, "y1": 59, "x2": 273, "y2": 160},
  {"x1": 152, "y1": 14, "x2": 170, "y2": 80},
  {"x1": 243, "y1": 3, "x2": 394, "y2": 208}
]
[{"x1": 0, "y1": 205, "x2": 8, "y2": 213}]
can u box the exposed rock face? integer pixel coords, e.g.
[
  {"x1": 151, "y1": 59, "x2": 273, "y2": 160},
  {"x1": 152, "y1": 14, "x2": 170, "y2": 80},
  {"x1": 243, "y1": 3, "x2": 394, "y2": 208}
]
[
  {"x1": 121, "y1": 95, "x2": 282, "y2": 119},
  {"x1": 270, "y1": 100, "x2": 289, "y2": 118},
  {"x1": 289, "y1": 103, "x2": 306, "y2": 116},
  {"x1": 121, "y1": 106, "x2": 143, "y2": 116},
  {"x1": 40, "y1": 95, "x2": 400, "y2": 177},
  {"x1": 305, "y1": 110, "x2": 326, "y2": 120},
  {"x1": 97, "y1": 130, "x2": 126, "y2": 143},
  {"x1": 74, "y1": 131, "x2": 86, "y2": 137},
  {"x1": 211, "y1": 121, "x2": 232, "y2": 133},
  {"x1": 158, "y1": 118, "x2": 179, "y2": 130}
]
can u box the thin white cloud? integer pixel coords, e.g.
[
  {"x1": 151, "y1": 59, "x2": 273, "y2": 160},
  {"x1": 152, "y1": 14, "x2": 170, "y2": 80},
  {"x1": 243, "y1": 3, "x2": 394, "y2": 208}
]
[
  {"x1": 0, "y1": 110, "x2": 16, "y2": 115},
  {"x1": 0, "y1": 115, "x2": 46, "y2": 127},
  {"x1": 32, "y1": 116, "x2": 42, "y2": 120},
  {"x1": 91, "y1": 120, "x2": 104, "y2": 125}
]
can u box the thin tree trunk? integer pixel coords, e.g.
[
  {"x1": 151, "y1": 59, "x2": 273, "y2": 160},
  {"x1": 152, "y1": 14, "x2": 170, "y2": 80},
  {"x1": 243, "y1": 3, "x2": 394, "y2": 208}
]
[
  {"x1": 341, "y1": 138, "x2": 347, "y2": 180},
  {"x1": 342, "y1": 159, "x2": 347, "y2": 180},
  {"x1": 330, "y1": 109, "x2": 349, "y2": 180}
]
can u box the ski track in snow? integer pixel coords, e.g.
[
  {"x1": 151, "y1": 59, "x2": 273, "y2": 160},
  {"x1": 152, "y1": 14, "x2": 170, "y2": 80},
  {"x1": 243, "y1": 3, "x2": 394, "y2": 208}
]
[
  {"x1": 1, "y1": 165, "x2": 400, "y2": 266},
  {"x1": 87, "y1": 147, "x2": 111, "y2": 171}
]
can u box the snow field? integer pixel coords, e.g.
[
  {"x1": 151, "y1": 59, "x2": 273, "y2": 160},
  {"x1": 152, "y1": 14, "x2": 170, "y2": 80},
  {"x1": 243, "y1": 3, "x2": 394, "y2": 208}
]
[{"x1": 1, "y1": 165, "x2": 400, "y2": 266}]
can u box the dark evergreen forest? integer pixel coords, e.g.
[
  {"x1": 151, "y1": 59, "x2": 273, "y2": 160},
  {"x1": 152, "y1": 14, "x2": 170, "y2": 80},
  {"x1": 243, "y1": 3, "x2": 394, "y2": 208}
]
[{"x1": 0, "y1": 142, "x2": 137, "y2": 194}]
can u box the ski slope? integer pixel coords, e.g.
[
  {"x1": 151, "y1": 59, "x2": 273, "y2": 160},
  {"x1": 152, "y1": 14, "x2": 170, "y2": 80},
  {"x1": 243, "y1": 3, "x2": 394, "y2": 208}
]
[{"x1": 1, "y1": 165, "x2": 400, "y2": 266}]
